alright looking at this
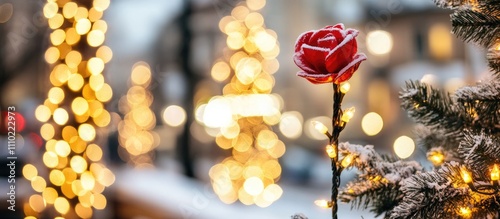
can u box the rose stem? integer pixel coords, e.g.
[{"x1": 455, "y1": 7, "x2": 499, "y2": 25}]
[{"x1": 330, "y1": 83, "x2": 345, "y2": 219}]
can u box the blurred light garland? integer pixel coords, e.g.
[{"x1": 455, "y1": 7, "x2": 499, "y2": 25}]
[
  {"x1": 201, "y1": 0, "x2": 285, "y2": 207},
  {"x1": 28, "y1": 0, "x2": 114, "y2": 218},
  {"x1": 117, "y1": 61, "x2": 159, "y2": 167}
]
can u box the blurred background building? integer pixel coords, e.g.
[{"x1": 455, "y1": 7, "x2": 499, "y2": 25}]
[{"x1": 0, "y1": 0, "x2": 489, "y2": 218}]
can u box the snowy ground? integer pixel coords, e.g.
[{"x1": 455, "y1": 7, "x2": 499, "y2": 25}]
[{"x1": 115, "y1": 168, "x2": 378, "y2": 219}]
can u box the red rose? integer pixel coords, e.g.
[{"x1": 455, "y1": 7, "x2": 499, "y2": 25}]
[{"x1": 294, "y1": 24, "x2": 367, "y2": 84}]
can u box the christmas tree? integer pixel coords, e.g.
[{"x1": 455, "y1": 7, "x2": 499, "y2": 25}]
[{"x1": 336, "y1": 1, "x2": 500, "y2": 218}]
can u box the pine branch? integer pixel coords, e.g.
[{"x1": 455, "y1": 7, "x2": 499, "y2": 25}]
[
  {"x1": 433, "y1": 0, "x2": 474, "y2": 9},
  {"x1": 455, "y1": 81, "x2": 500, "y2": 132},
  {"x1": 400, "y1": 81, "x2": 467, "y2": 135},
  {"x1": 477, "y1": 0, "x2": 500, "y2": 17},
  {"x1": 414, "y1": 125, "x2": 461, "y2": 157},
  {"x1": 390, "y1": 163, "x2": 472, "y2": 219},
  {"x1": 486, "y1": 48, "x2": 500, "y2": 74},
  {"x1": 339, "y1": 143, "x2": 422, "y2": 217},
  {"x1": 459, "y1": 130, "x2": 500, "y2": 172},
  {"x1": 451, "y1": 9, "x2": 500, "y2": 47},
  {"x1": 341, "y1": 180, "x2": 401, "y2": 218}
]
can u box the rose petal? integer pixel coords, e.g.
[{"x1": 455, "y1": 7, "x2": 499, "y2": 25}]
[
  {"x1": 297, "y1": 71, "x2": 334, "y2": 84},
  {"x1": 317, "y1": 33, "x2": 337, "y2": 49},
  {"x1": 295, "y1": 30, "x2": 314, "y2": 53},
  {"x1": 325, "y1": 29, "x2": 359, "y2": 72},
  {"x1": 302, "y1": 44, "x2": 330, "y2": 73},
  {"x1": 309, "y1": 29, "x2": 337, "y2": 46},
  {"x1": 293, "y1": 52, "x2": 318, "y2": 74},
  {"x1": 333, "y1": 23, "x2": 345, "y2": 30},
  {"x1": 333, "y1": 53, "x2": 367, "y2": 83}
]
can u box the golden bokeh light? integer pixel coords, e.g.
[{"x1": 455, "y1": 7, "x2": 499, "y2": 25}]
[
  {"x1": 43, "y1": 3, "x2": 58, "y2": 19},
  {"x1": 66, "y1": 28, "x2": 81, "y2": 45},
  {"x1": 51, "y1": 29, "x2": 66, "y2": 46},
  {"x1": 78, "y1": 124, "x2": 96, "y2": 142},
  {"x1": 33, "y1": 4, "x2": 115, "y2": 212},
  {"x1": 74, "y1": 7, "x2": 88, "y2": 21},
  {"x1": 96, "y1": 46, "x2": 113, "y2": 63},
  {"x1": 29, "y1": 194, "x2": 46, "y2": 212},
  {"x1": 361, "y1": 112, "x2": 384, "y2": 136},
  {"x1": 23, "y1": 164, "x2": 38, "y2": 181},
  {"x1": 279, "y1": 111, "x2": 303, "y2": 139},
  {"x1": 49, "y1": 169, "x2": 66, "y2": 186},
  {"x1": 393, "y1": 135, "x2": 415, "y2": 159},
  {"x1": 31, "y1": 176, "x2": 47, "y2": 193},
  {"x1": 42, "y1": 187, "x2": 58, "y2": 204},
  {"x1": 206, "y1": 1, "x2": 283, "y2": 206},
  {"x1": 35, "y1": 105, "x2": 52, "y2": 122},
  {"x1": 54, "y1": 197, "x2": 70, "y2": 214},
  {"x1": 86, "y1": 144, "x2": 103, "y2": 161},
  {"x1": 68, "y1": 73, "x2": 85, "y2": 91},
  {"x1": 45, "y1": 46, "x2": 60, "y2": 64},
  {"x1": 48, "y1": 13, "x2": 64, "y2": 29},
  {"x1": 48, "y1": 87, "x2": 65, "y2": 104},
  {"x1": 87, "y1": 30, "x2": 105, "y2": 47},
  {"x1": 72, "y1": 97, "x2": 89, "y2": 115},
  {"x1": 211, "y1": 61, "x2": 231, "y2": 82},
  {"x1": 118, "y1": 61, "x2": 158, "y2": 165},
  {"x1": 130, "y1": 62, "x2": 152, "y2": 86},
  {"x1": 87, "y1": 57, "x2": 104, "y2": 75},
  {"x1": 162, "y1": 105, "x2": 187, "y2": 127},
  {"x1": 93, "y1": 20, "x2": 108, "y2": 33},
  {"x1": 53, "y1": 108, "x2": 69, "y2": 125},
  {"x1": 366, "y1": 30, "x2": 393, "y2": 55},
  {"x1": 95, "y1": 83, "x2": 113, "y2": 102},
  {"x1": 62, "y1": 2, "x2": 78, "y2": 19},
  {"x1": 43, "y1": 151, "x2": 59, "y2": 168},
  {"x1": 76, "y1": 18, "x2": 92, "y2": 35},
  {"x1": 93, "y1": 0, "x2": 110, "y2": 12},
  {"x1": 40, "y1": 123, "x2": 55, "y2": 140},
  {"x1": 70, "y1": 155, "x2": 88, "y2": 174},
  {"x1": 247, "y1": 0, "x2": 266, "y2": 11}
]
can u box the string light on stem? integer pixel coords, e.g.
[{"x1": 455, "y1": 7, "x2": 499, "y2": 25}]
[
  {"x1": 314, "y1": 199, "x2": 333, "y2": 208},
  {"x1": 312, "y1": 121, "x2": 332, "y2": 139},
  {"x1": 340, "y1": 107, "x2": 355, "y2": 123},
  {"x1": 341, "y1": 154, "x2": 355, "y2": 168},
  {"x1": 326, "y1": 144, "x2": 336, "y2": 159},
  {"x1": 340, "y1": 82, "x2": 350, "y2": 93}
]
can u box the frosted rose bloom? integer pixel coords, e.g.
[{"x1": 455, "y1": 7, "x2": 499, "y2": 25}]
[{"x1": 294, "y1": 24, "x2": 367, "y2": 84}]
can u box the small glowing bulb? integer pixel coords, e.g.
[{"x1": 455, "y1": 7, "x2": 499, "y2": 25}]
[
  {"x1": 491, "y1": 164, "x2": 499, "y2": 181},
  {"x1": 312, "y1": 121, "x2": 329, "y2": 134},
  {"x1": 340, "y1": 82, "x2": 350, "y2": 93},
  {"x1": 428, "y1": 151, "x2": 444, "y2": 166},
  {"x1": 341, "y1": 107, "x2": 355, "y2": 123},
  {"x1": 325, "y1": 145, "x2": 336, "y2": 159},
  {"x1": 459, "y1": 207, "x2": 472, "y2": 217},
  {"x1": 314, "y1": 199, "x2": 331, "y2": 208},
  {"x1": 341, "y1": 154, "x2": 355, "y2": 168},
  {"x1": 460, "y1": 166, "x2": 473, "y2": 184}
]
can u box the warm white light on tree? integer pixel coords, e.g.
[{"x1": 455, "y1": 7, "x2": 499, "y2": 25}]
[{"x1": 460, "y1": 166, "x2": 473, "y2": 184}]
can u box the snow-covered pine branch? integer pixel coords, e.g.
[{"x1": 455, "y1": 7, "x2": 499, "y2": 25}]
[
  {"x1": 400, "y1": 81, "x2": 467, "y2": 135},
  {"x1": 338, "y1": 143, "x2": 422, "y2": 217}
]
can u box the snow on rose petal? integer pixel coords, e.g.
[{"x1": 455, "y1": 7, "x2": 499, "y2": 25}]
[{"x1": 294, "y1": 24, "x2": 366, "y2": 84}]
